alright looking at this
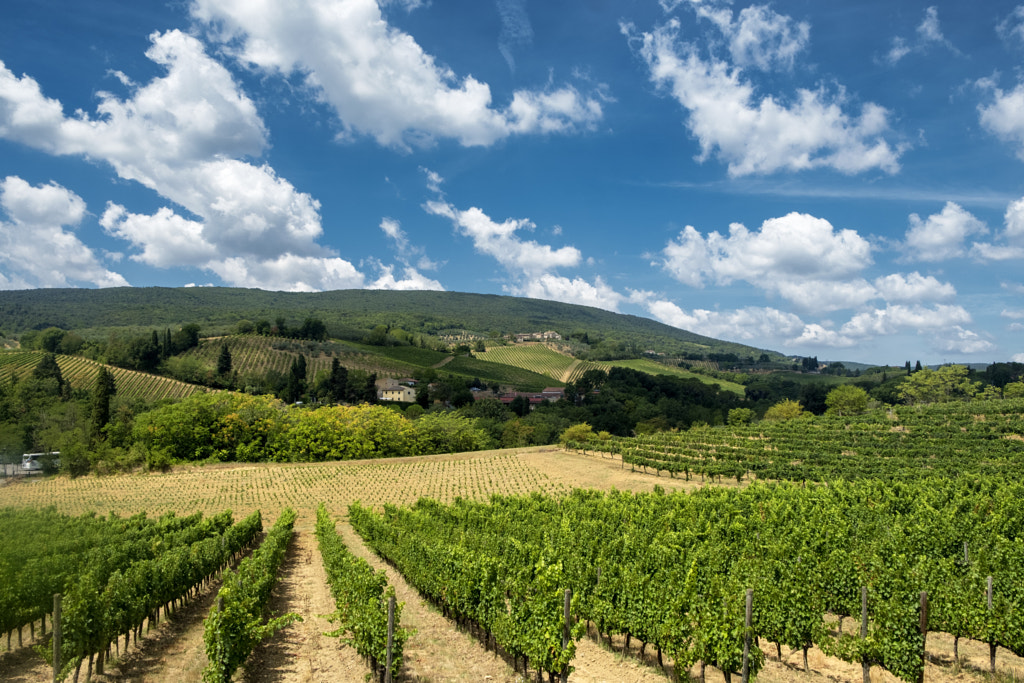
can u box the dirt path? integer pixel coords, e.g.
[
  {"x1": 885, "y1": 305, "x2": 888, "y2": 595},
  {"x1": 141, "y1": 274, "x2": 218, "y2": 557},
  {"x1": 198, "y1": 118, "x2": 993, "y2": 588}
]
[
  {"x1": 99, "y1": 581, "x2": 219, "y2": 683},
  {"x1": 0, "y1": 633, "x2": 51, "y2": 683},
  {"x1": 242, "y1": 525, "x2": 366, "y2": 683},
  {"x1": 336, "y1": 518, "x2": 520, "y2": 682}
]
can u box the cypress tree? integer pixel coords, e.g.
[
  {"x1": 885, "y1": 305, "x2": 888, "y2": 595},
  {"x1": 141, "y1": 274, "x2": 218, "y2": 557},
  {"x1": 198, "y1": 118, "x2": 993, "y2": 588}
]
[
  {"x1": 91, "y1": 367, "x2": 114, "y2": 439},
  {"x1": 217, "y1": 343, "x2": 233, "y2": 376},
  {"x1": 327, "y1": 357, "x2": 347, "y2": 403}
]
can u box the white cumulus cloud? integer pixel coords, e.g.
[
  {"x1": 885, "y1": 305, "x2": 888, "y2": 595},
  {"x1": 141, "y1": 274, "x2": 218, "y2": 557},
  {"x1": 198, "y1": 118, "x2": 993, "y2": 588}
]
[
  {"x1": 623, "y1": 18, "x2": 901, "y2": 176},
  {"x1": 978, "y1": 79, "x2": 1024, "y2": 160},
  {"x1": 659, "y1": 212, "x2": 873, "y2": 310},
  {"x1": 367, "y1": 262, "x2": 444, "y2": 291},
  {"x1": 0, "y1": 31, "x2": 366, "y2": 291},
  {"x1": 0, "y1": 177, "x2": 128, "y2": 289},
  {"x1": 971, "y1": 196, "x2": 1024, "y2": 260},
  {"x1": 425, "y1": 200, "x2": 581, "y2": 278},
  {"x1": 694, "y1": 4, "x2": 810, "y2": 72},
  {"x1": 191, "y1": 0, "x2": 603, "y2": 149},
  {"x1": 904, "y1": 201, "x2": 987, "y2": 261},
  {"x1": 423, "y1": 197, "x2": 630, "y2": 310},
  {"x1": 645, "y1": 299, "x2": 807, "y2": 341},
  {"x1": 873, "y1": 272, "x2": 956, "y2": 302}
]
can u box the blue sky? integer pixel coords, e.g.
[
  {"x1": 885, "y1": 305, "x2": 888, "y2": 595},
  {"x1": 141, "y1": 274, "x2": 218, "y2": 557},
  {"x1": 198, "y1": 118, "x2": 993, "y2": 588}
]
[{"x1": 1, "y1": 0, "x2": 1023, "y2": 365}]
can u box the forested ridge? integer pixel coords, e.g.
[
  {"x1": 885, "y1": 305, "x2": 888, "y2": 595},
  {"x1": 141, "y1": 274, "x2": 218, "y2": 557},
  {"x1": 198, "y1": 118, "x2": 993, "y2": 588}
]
[{"x1": 0, "y1": 287, "x2": 774, "y2": 360}]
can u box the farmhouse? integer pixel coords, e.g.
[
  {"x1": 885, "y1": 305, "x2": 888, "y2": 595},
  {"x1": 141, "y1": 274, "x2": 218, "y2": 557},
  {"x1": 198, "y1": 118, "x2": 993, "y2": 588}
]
[
  {"x1": 379, "y1": 386, "x2": 417, "y2": 402},
  {"x1": 513, "y1": 330, "x2": 562, "y2": 343},
  {"x1": 375, "y1": 377, "x2": 417, "y2": 402}
]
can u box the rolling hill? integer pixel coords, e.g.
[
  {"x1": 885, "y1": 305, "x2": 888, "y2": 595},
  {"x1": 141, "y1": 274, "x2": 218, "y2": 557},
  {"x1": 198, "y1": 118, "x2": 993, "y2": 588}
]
[{"x1": 0, "y1": 287, "x2": 783, "y2": 361}]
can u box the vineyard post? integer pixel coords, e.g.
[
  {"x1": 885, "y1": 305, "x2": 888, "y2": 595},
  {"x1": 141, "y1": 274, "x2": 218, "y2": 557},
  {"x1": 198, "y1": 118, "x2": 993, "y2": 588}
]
[
  {"x1": 987, "y1": 576, "x2": 995, "y2": 673},
  {"x1": 963, "y1": 541, "x2": 969, "y2": 565},
  {"x1": 563, "y1": 588, "x2": 572, "y2": 683},
  {"x1": 385, "y1": 595, "x2": 395, "y2": 683},
  {"x1": 860, "y1": 586, "x2": 869, "y2": 683},
  {"x1": 742, "y1": 588, "x2": 752, "y2": 683},
  {"x1": 52, "y1": 594, "x2": 61, "y2": 683},
  {"x1": 918, "y1": 591, "x2": 927, "y2": 683}
]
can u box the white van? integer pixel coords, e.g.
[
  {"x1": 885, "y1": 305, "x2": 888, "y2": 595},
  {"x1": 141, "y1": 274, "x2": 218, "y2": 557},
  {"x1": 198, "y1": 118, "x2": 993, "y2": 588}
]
[{"x1": 21, "y1": 452, "x2": 60, "y2": 472}]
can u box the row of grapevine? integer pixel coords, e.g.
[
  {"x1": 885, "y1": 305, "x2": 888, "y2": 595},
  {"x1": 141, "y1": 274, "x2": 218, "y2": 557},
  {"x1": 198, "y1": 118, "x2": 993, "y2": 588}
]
[
  {"x1": 1, "y1": 509, "x2": 226, "y2": 647},
  {"x1": 353, "y1": 478, "x2": 1024, "y2": 682},
  {"x1": 350, "y1": 500, "x2": 583, "y2": 680},
  {"x1": 202, "y1": 508, "x2": 300, "y2": 683},
  {"x1": 57, "y1": 510, "x2": 262, "y2": 680},
  {"x1": 315, "y1": 504, "x2": 406, "y2": 682}
]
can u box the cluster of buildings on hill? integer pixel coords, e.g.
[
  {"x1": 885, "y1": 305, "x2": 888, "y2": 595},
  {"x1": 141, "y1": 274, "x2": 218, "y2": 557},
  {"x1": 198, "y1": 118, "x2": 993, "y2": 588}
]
[{"x1": 374, "y1": 377, "x2": 565, "y2": 410}]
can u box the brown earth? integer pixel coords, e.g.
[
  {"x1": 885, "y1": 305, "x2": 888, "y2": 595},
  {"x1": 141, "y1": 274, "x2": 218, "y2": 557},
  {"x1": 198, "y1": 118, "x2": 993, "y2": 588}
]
[{"x1": 2, "y1": 447, "x2": 1022, "y2": 682}]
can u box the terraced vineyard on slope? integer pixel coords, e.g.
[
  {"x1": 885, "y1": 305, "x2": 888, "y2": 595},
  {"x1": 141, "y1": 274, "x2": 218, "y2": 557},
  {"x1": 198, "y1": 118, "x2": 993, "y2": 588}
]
[
  {"x1": 183, "y1": 335, "x2": 419, "y2": 379},
  {"x1": 0, "y1": 351, "x2": 202, "y2": 400},
  {"x1": 477, "y1": 343, "x2": 591, "y2": 382}
]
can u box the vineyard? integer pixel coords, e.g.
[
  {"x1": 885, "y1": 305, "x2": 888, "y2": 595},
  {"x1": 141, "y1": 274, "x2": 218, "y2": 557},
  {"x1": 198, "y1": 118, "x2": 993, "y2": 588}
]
[
  {"x1": 478, "y1": 344, "x2": 576, "y2": 380},
  {"x1": 0, "y1": 350, "x2": 202, "y2": 400},
  {"x1": 351, "y1": 477, "x2": 1024, "y2": 683},
  {"x1": 574, "y1": 397, "x2": 1024, "y2": 483},
  {"x1": 184, "y1": 335, "x2": 420, "y2": 380},
  {"x1": 2, "y1": 395, "x2": 1024, "y2": 682}
]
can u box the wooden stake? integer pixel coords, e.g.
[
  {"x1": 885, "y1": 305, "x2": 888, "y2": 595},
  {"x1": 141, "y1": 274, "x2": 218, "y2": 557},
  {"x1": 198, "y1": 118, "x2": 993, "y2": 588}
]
[
  {"x1": 742, "y1": 589, "x2": 753, "y2": 683},
  {"x1": 563, "y1": 588, "x2": 572, "y2": 683},
  {"x1": 861, "y1": 586, "x2": 869, "y2": 683},
  {"x1": 987, "y1": 576, "x2": 995, "y2": 673},
  {"x1": 53, "y1": 594, "x2": 62, "y2": 683},
  {"x1": 385, "y1": 595, "x2": 395, "y2": 683},
  {"x1": 918, "y1": 591, "x2": 927, "y2": 683}
]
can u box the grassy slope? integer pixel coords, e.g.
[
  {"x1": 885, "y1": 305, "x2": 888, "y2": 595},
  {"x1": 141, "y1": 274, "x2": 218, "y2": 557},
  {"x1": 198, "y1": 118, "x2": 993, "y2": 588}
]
[{"x1": 607, "y1": 358, "x2": 746, "y2": 395}]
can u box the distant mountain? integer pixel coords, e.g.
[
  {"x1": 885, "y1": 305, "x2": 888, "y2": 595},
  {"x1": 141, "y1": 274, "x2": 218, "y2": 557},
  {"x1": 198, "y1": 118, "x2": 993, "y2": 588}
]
[{"x1": 0, "y1": 287, "x2": 784, "y2": 360}]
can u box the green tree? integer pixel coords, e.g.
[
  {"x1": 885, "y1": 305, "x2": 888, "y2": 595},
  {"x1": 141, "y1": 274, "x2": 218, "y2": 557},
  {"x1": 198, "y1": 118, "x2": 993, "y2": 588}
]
[
  {"x1": 727, "y1": 407, "x2": 753, "y2": 426},
  {"x1": 36, "y1": 327, "x2": 66, "y2": 352},
  {"x1": 558, "y1": 422, "x2": 594, "y2": 446},
  {"x1": 824, "y1": 384, "x2": 868, "y2": 416},
  {"x1": 897, "y1": 365, "x2": 980, "y2": 405},
  {"x1": 763, "y1": 398, "x2": 807, "y2": 421},
  {"x1": 32, "y1": 353, "x2": 68, "y2": 399},
  {"x1": 509, "y1": 395, "x2": 530, "y2": 417}
]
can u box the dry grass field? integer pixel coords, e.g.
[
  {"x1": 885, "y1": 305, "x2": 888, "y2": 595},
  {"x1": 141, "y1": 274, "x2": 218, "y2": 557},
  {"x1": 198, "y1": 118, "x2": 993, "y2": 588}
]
[{"x1": 1, "y1": 447, "x2": 1021, "y2": 683}]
